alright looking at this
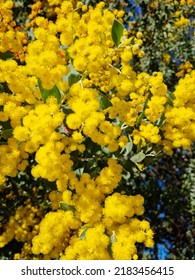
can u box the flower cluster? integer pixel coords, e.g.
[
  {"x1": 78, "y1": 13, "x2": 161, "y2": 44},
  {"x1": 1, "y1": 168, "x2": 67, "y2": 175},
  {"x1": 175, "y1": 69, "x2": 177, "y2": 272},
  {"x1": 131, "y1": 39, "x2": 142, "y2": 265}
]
[
  {"x1": 28, "y1": 157, "x2": 154, "y2": 260},
  {"x1": 176, "y1": 61, "x2": 193, "y2": 77},
  {"x1": 0, "y1": 0, "x2": 28, "y2": 61},
  {"x1": 32, "y1": 210, "x2": 81, "y2": 258},
  {"x1": 0, "y1": 199, "x2": 43, "y2": 249},
  {"x1": 174, "y1": 16, "x2": 190, "y2": 28},
  {"x1": 0, "y1": 137, "x2": 27, "y2": 185},
  {"x1": 163, "y1": 70, "x2": 195, "y2": 151}
]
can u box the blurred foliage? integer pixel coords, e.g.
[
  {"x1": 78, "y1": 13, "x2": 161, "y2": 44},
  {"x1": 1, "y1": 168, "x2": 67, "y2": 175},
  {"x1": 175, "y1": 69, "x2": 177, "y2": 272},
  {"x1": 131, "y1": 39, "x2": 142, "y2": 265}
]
[
  {"x1": 126, "y1": 146, "x2": 195, "y2": 259},
  {"x1": 121, "y1": 0, "x2": 194, "y2": 89}
]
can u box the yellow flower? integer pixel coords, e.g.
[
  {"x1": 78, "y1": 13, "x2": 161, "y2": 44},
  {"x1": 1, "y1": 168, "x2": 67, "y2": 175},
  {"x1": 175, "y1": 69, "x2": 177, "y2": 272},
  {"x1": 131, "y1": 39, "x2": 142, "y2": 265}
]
[
  {"x1": 32, "y1": 210, "x2": 81, "y2": 255},
  {"x1": 174, "y1": 16, "x2": 190, "y2": 27}
]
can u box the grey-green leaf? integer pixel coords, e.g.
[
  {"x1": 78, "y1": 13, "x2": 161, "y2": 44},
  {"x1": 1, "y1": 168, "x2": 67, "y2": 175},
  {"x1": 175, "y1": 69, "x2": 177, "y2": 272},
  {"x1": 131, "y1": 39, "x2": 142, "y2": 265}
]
[
  {"x1": 79, "y1": 227, "x2": 89, "y2": 240},
  {"x1": 38, "y1": 78, "x2": 61, "y2": 103},
  {"x1": 59, "y1": 202, "x2": 75, "y2": 212},
  {"x1": 120, "y1": 136, "x2": 133, "y2": 157},
  {"x1": 108, "y1": 231, "x2": 117, "y2": 257},
  {"x1": 112, "y1": 19, "x2": 124, "y2": 47},
  {"x1": 131, "y1": 151, "x2": 146, "y2": 163},
  {"x1": 110, "y1": 231, "x2": 117, "y2": 244}
]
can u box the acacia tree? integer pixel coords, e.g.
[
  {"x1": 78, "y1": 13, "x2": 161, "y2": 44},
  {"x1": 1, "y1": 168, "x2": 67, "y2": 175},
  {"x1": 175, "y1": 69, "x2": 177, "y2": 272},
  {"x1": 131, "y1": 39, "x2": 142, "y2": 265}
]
[
  {"x1": 0, "y1": 0, "x2": 194, "y2": 260},
  {"x1": 82, "y1": 0, "x2": 195, "y2": 260}
]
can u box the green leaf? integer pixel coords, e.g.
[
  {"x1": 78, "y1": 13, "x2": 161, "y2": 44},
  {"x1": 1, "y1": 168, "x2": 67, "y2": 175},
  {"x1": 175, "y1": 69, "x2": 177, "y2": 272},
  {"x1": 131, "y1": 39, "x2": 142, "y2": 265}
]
[
  {"x1": 122, "y1": 170, "x2": 131, "y2": 180},
  {"x1": 110, "y1": 231, "x2": 117, "y2": 243},
  {"x1": 62, "y1": 104, "x2": 74, "y2": 115},
  {"x1": 68, "y1": 73, "x2": 81, "y2": 86},
  {"x1": 59, "y1": 202, "x2": 75, "y2": 212},
  {"x1": 79, "y1": 227, "x2": 89, "y2": 240},
  {"x1": 143, "y1": 155, "x2": 155, "y2": 166},
  {"x1": 0, "y1": 82, "x2": 12, "y2": 94},
  {"x1": 99, "y1": 92, "x2": 112, "y2": 110},
  {"x1": 120, "y1": 135, "x2": 133, "y2": 157},
  {"x1": 0, "y1": 51, "x2": 14, "y2": 60},
  {"x1": 122, "y1": 159, "x2": 138, "y2": 172},
  {"x1": 131, "y1": 151, "x2": 146, "y2": 163},
  {"x1": 102, "y1": 147, "x2": 110, "y2": 154},
  {"x1": 75, "y1": 167, "x2": 84, "y2": 176},
  {"x1": 108, "y1": 231, "x2": 117, "y2": 257},
  {"x1": 1, "y1": 129, "x2": 13, "y2": 139},
  {"x1": 135, "y1": 93, "x2": 152, "y2": 128},
  {"x1": 0, "y1": 120, "x2": 12, "y2": 130},
  {"x1": 41, "y1": 201, "x2": 51, "y2": 209},
  {"x1": 166, "y1": 91, "x2": 175, "y2": 106},
  {"x1": 112, "y1": 19, "x2": 124, "y2": 47},
  {"x1": 38, "y1": 78, "x2": 61, "y2": 103}
]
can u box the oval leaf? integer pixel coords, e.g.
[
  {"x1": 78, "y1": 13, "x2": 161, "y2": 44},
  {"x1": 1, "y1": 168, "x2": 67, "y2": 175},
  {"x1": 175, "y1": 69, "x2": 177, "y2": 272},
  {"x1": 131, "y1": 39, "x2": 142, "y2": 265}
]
[
  {"x1": 0, "y1": 82, "x2": 12, "y2": 94},
  {"x1": 38, "y1": 78, "x2": 61, "y2": 103},
  {"x1": 0, "y1": 120, "x2": 12, "y2": 130},
  {"x1": 110, "y1": 231, "x2": 117, "y2": 244},
  {"x1": 68, "y1": 73, "x2": 81, "y2": 86},
  {"x1": 0, "y1": 51, "x2": 14, "y2": 60},
  {"x1": 99, "y1": 92, "x2": 112, "y2": 110},
  {"x1": 59, "y1": 202, "x2": 75, "y2": 212},
  {"x1": 1, "y1": 129, "x2": 13, "y2": 140},
  {"x1": 131, "y1": 151, "x2": 146, "y2": 163},
  {"x1": 108, "y1": 231, "x2": 117, "y2": 257},
  {"x1": 112, "y1": 19, "x2": 124, "y2": 47}
]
